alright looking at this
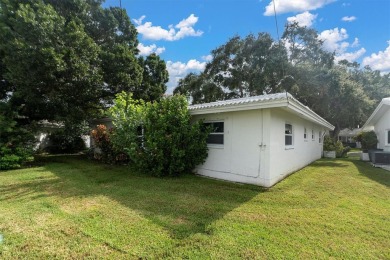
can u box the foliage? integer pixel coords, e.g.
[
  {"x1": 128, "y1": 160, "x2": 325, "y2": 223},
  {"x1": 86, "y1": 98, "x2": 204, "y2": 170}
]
[
  {"x1": 45, "y1": 130, "x2": 86, "y2": 154},
  {"x1": 323, "y1": 136, "x2": 336, "y2": 151},
  {"x1": 323, "y1": 135, "x2": 350, "y2": 158},
  {"x1": 90, "y1": 124, "x2": 128, "y2": 164},
  {"x1": 137, "y1": 54, "x2": 169, "y2": 101},
  {"x1": 0, "y1": 0, "x2": 168, "y2": 133},
  {"x1": 109, "y1": 92, "x2": 209, "y2": 176},
  {"x1": 172, "y1": 22, "x2": 388, "y2": 136},
  {"x1": 174, "y1": 33, "x2": 288, "y2": 103},
  {"x1": 355, "y1": 131, "x2": 378, "y2": 151},
  {"x1": 0, "y1": 146, "x2": 34, "y2": 170},
  {"x1": 0, "y1": 103, "x2": 35, "y2": 170}
]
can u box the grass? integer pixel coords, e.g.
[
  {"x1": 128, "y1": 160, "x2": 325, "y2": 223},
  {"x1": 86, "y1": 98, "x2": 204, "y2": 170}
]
[{"x1": 0, "y1": 156, "x2": 389, "y2": 259}]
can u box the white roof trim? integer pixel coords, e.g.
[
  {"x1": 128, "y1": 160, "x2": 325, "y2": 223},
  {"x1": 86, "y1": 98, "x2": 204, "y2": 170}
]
[
  {"x1": 189, "y1": 92, "x2": 334, "y2": 130},
  {"x1": 362, "y1": 97, "x2": 390, "y2": 129}
]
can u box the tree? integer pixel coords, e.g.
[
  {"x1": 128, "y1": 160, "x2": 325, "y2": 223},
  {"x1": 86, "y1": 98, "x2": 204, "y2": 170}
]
[
  {"x1": 282, "y1": 21, "x2": 334, "y2": 68},
  {"x1": 137, "y1": 53, "x2": 169, "y2": 101},
  {"x1": 0, "y1": 0, "x2": 168, "y2": 136},
  {"x1": 0, "y1": 102, "x2": 35, "y2": 169},
  {"x1": 174, "y1": 73, "x2": 225, "y2": 104},
  {"x1": 172, "y1": 23, "x2": 386, "y2": 138}
]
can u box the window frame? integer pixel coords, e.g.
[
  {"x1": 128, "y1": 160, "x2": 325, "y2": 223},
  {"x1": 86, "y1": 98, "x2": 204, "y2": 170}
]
[
  {"x1": 204, "y1": 121, "x2": 224, "y2": 146},
  {"x1": 386, "y1": 129, "x2": 390, "y2": 146},
  {"x1": 319, "y1": 131, "x2": 322, "y2": 143},
  {"x1": 312, "y1": 129, "x2": 315, "y2": 141},
  {"x1": 304, "y1": 127, "x2": 308, "y2": 141},
  {"x1": 285, "y1": 123, "x2": 294, "y2": 148}
]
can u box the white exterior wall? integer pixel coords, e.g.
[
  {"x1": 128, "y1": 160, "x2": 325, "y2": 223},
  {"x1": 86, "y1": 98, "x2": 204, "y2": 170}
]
[
  {"x1": 268, "y1": 108, "x2": 325, "y2": 186},
  {"x1": 193, "y1": 108, "x2": 328, "y2": 187},
  {"x1": 374, "y1": 109, "x2": 390, "y2": 151},
  {"x1": 192, "y1": 109, "x2": 271, "y2": 186}
]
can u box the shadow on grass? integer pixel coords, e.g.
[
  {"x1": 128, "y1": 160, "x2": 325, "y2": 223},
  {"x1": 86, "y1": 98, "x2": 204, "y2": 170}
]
[
  {"x1": 347, "y1": 158, "x2": 390, "y2": 188},
  {"x1": 3, "y1": 155, "x2": 264, "y2": 239},
  {"x1": 309, "y1": 159, "x2": 349, "y2": 168}
]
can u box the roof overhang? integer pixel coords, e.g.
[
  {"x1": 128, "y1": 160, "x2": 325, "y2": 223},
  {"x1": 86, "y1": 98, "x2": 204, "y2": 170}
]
[
  {"x1": 189, "y1": 93, "x2": 334, "y2": 130},
  {"x1": 362, "y1": 97, "x2": 390, "y2": 129}
]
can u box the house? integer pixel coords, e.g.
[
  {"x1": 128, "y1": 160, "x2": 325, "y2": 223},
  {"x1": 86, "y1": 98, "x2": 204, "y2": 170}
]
[
  {"x1": 362, "y1": 97, "x2": 390, "y2": 164},
  {"x1": 35, "y1": 120, "x2": 90, "y2": 152},
  {"x1": 362, "y1": 97, "x2": 390, "y2": 151},
  {"x1": 35, "y1": 120, "x2": 64, "y2": 151},
  {"x1": 189, "y1": 92, "x2": 334, "y2": 187},
  {"x1": 337, "y1": 128, "x2": 361, "y2": 148}
]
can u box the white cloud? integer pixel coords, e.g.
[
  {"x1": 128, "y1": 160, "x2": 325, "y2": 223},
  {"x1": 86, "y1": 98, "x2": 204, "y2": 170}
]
[
  {"x1": 342, "y1": 16, "x2": 356, "y2": 22},
  {"x1": 319, "y1": 27, "x2": 349, "y2": 53},
  {"x1": 287, "y1": 11, "x2": 318, "y2": 27},
  {"x1": 134, "y1": 14, "x2": 203, "y2": 41},
  {"x1": 362, "y1": 41, "x2": 390, "y2": 73},
  {"x1": 335, "y1": 48, "x2": 366, "y2": 63},
  {"x1": 351, "y1": 38, "x2": 359, "y2": 48},
  {"x1": 165, "y1": 59, "x2": 206, "y2": 93},
  {"x1": 133, "y1": 15, "x2": 146, "y2": 26},
  {"x1": 319, "y1": 27, "x2": 366, "y2": 63},
  {"x1": 264, "y1": 0, "x2": 335, "y2": 16},
  {"x1": 202, "y1": 54, "x2": 213, "y2": 62},
  {"x1": 137, "y1": 43, "x2": 165, "y2": 56}
]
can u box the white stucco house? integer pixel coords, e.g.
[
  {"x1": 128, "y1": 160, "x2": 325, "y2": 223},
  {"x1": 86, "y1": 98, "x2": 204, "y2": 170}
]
[
  {"x1": 189, "y1": 92, "x2": 334, "y2": 187},
  {"x1": 362, "y1": 97, "x2": 390, "y2": 152}
]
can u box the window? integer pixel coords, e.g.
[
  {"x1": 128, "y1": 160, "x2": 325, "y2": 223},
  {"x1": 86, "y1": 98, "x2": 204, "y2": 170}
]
[
  {"x1": 285, "y1": 124, "x2": 293, "y2": 146},
  {"x1": 387, "y1": 130, "x2": 390, "y2": 145},
  {"x1": 204, "y1": 122, "x2": 224, "y2": 145},
  {"x1": 319, "y1": 131, "x2": 322, "y2": 143},
  {"x1": 312, "y1": 129, "x2": 315, "y2": 140},
  {"x1": 304, "y1": 128, "x2": 307, "y2": 140},
  {"x1": 136, "y1": 125, "x2": 144, "y2": 147}
]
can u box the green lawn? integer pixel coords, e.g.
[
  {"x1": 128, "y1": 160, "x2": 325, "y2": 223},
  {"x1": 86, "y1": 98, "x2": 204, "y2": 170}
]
[{"x1": 0, "y1": 156, "x2": 389, "y2": 259}]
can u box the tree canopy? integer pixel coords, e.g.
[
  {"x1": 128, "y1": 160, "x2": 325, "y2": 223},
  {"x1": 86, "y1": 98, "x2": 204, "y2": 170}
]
[
  {"x1": 174, "y1": 22, "x2": 390, "y2": 135},
  {"x1": 0, "y1": 0, "x2": 168, "y2": 130}
]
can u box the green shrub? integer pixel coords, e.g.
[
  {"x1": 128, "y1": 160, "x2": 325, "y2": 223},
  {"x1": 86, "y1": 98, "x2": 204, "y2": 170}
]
[
  {"x1": 355, "y1": 131, "x2": 378, "y2": 151},
  {"x1": 0, "y1": 146, "x2": 34, "y2": 170},
  {"x1": 0, "y1": 103, "x2": 35, "y2": 170},
  {"x1": 323, "y1": 136, "x2": 349, "y2": 158},
  {"x1": 109, "y1": 92, "x2": 209, "y2": 177},
  {"x1": 323, "y1": 136, "x2": 336, "y2": 151},
  {"x1": 90, "y1": 124, "x2": 128, "y2": 164}
]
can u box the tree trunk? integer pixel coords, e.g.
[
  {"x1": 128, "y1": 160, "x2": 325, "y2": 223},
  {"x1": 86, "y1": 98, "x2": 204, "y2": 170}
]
[{"x1": 331, "y1": 123, "x2": 340, "y2": 141}]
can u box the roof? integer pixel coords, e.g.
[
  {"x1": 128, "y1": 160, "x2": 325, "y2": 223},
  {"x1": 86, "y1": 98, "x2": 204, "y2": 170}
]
[
  {"x1": 338, "y1": 128, "x2": 361, "y2": 137},
  {"x1": 37, "y1": 120, "x2": 64, "y2": 129},
  {"x1": 189, "y1": 92, "x2": 335, "y2": 130},
  {"x1": 362, "y1": 97, "x2": 390, "y2": 129}
]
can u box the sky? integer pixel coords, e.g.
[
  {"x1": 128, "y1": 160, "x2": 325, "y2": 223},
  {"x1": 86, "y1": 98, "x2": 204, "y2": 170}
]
[{"x1": 104, "y1": 0, "x2": 390, "y2": 93}]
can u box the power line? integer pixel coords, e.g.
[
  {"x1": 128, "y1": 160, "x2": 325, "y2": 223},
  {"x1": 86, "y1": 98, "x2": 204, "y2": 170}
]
[{"x1": 272, "y1": 0, "x2": 280, "y2": 41}]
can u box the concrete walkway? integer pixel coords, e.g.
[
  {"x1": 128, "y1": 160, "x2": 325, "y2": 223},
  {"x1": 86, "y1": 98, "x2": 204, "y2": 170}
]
[{"x1": 374, "y1": 164, "x2": 390, "y2": 172}]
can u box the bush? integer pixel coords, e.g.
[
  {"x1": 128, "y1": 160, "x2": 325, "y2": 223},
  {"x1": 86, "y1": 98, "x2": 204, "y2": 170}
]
[
  {"x1": 355, "y1": 131, "x2": 378, "y2": 151},
  {"x1": 90, "y1": 124, "x2": 128, "y2": 164},
  {"x1": 0, "y1": 102, "x2": 35, "y2": 170},
  {"x1": 323, "y1": 136, "x2": 349, "y2": 158},
  {"x1": 109, "y1": 92, "x2": 209, "y2": 176},
  {"x1": 323, "y1": 136, "x2": 336, "y2": 151},
  {"x1": 0, "y1": 146, "x2": 34, "y2": 170},
  {"x1": 46, "y1": 130, "x2": 86, "y2": 154}
]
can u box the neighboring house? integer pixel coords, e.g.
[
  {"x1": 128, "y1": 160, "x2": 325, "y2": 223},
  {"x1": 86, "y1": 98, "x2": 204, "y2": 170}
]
[
  {"x1": 189, "y1": 92, "x2": 334, "y2": 187},
  {"x1": 35, "y1": 120, "x2": 64, "y2": 151},
  {"x1": 36, "y1": 120, "x2": 90, "y2": 151},
  {"x1": 338, "y1": 128, "x2": 361, "y2": 148},
  {"x1": 362, "y1": 97, "x2": 390, "y2": 152}
]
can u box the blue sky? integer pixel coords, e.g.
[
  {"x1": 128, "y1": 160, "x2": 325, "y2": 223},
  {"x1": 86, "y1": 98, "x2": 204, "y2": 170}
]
[{"x1": 104, "y1": 0, "x2": 390, "y2": 93}]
